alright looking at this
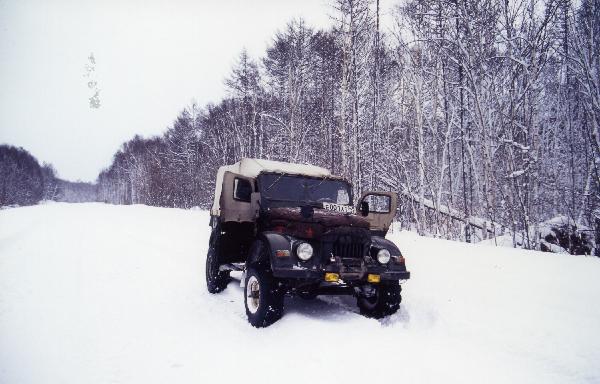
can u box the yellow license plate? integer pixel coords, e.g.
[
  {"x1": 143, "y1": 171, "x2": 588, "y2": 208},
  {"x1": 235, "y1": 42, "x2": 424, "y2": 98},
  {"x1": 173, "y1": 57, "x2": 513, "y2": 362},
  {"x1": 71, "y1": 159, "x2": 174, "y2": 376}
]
[
  {"x1": 367, "y1": 274, "x2": 381, "y2": 283},
  {"x1": 324, "y1": 273, "x2": 339, "y2": 282}
]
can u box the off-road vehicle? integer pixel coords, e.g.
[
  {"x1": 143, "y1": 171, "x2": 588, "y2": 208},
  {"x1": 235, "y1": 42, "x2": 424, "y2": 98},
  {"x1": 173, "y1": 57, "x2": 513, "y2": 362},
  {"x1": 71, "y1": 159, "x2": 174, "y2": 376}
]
[{"x1": 206, "y1": 158, "x2": 410, "y2": 327}]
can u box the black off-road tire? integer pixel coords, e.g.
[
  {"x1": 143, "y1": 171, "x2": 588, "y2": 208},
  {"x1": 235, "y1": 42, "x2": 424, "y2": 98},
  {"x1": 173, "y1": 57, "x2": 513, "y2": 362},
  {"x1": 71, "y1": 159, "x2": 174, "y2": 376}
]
[
  {"x1": 357, "y1": 281, "x2": 402, "y2": 319},
  {"x1": 244, "y1": 266, "x2": 284, "y2": 328},
  {"x1": 205, "y1": 243, "x2": 230, "y2": 293}
]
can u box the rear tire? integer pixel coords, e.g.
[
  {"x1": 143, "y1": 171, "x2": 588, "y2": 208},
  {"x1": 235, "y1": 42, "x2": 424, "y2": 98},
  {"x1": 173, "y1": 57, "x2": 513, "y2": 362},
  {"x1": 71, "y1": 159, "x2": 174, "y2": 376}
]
[
  {"x1": 206, "y1": 242, "x2": 230, "y2": 293},
  {"x1": 357, "y1": 281, "x2": 401, "y2": 319},
  {"x1": 244, "y1": 266, "x2": 284, "y2": 327}
]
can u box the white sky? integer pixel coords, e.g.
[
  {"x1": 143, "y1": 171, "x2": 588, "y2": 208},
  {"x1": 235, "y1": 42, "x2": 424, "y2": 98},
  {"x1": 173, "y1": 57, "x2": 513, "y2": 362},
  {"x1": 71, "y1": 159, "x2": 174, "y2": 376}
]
[{"x1": 0, "y1": 0, "x2": 395, "y2": 182}]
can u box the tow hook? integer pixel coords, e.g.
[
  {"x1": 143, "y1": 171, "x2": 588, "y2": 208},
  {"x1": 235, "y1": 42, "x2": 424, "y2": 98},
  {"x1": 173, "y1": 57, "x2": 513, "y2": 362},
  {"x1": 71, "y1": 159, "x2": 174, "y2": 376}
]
[{"x1": 358, "y1": 284, "x2": 377, "y2": 298}]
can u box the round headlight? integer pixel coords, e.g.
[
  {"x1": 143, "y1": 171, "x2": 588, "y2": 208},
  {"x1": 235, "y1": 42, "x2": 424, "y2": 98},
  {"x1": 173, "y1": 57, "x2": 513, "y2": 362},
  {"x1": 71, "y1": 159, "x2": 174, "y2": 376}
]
[
  {"x1": 296, "y1": 242, "x2": 314, "y2": 261},
  {"x1": 377, "y1": 249, "x2": 391, "y2": 264}
]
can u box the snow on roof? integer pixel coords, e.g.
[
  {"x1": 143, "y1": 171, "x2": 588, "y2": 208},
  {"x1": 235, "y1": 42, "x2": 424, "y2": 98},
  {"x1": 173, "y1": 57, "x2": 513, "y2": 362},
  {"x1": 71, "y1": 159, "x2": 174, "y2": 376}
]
[
  {"x1": 222, "y1": 158, "x2": 331, "y2": 179},
  {"x1": 211, "y1": 158, "x2": 333, "y2": 216}
]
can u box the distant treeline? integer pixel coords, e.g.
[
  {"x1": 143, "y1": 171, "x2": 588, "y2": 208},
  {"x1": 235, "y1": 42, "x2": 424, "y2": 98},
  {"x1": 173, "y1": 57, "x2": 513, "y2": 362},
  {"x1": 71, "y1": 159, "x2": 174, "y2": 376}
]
[
  {"x1": 96, "y1": 0, "x2": 599, "y2": 250},
  {"x1": 0, "y1": 145, "x2": 96, "y2": 207}
]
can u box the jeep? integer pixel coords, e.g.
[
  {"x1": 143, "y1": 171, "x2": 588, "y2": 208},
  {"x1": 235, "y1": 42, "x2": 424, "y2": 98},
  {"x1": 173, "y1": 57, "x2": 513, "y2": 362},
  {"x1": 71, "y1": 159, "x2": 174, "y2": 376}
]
[{"x1": 206, "y1": 158, "x2": 410, "y2": 327}]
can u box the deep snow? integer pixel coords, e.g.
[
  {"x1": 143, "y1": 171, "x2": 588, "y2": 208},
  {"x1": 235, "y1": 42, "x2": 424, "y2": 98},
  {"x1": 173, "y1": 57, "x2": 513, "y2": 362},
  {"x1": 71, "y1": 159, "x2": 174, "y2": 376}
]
[{"x1": 1, "y1": 203, "x2": 599, "y2": 383}]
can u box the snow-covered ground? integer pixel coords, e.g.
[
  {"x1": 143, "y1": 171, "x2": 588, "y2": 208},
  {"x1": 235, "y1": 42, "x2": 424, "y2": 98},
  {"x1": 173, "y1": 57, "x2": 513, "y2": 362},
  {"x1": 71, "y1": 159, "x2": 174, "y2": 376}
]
[{"x1": 1, "y1": 203, "x2": 599, "y2": 384}]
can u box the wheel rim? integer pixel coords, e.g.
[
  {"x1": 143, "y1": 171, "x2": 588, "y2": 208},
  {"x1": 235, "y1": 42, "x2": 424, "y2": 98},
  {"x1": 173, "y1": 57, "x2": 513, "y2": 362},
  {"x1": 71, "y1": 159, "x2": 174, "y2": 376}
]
[{"x1": 246, "y1": 275, "x2": 260, "y2": 314}]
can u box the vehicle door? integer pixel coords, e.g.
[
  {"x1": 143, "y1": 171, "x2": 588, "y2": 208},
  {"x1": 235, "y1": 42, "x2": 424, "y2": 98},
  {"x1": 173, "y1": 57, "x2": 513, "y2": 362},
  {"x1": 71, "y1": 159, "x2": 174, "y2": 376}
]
[
  {"x1": 220, "y1": 171, "x2": 256, "y2": 223},
  {"x1": 357, "y1": 192, "x2": 398, "y2": 236}
]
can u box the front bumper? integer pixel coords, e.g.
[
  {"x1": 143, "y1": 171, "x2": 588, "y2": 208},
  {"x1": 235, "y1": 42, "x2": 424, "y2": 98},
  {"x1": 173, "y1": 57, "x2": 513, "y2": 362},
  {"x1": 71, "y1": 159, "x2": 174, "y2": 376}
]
[{"x1": 272, "y1": 267, "x2": 410, "y2": 281}]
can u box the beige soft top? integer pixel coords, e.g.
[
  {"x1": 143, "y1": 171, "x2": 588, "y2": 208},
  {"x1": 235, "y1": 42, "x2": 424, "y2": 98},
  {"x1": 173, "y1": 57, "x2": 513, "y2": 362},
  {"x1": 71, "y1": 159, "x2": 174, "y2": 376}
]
[{"x1": 211, "y1": 158, "x2": 333, "y2": 216}]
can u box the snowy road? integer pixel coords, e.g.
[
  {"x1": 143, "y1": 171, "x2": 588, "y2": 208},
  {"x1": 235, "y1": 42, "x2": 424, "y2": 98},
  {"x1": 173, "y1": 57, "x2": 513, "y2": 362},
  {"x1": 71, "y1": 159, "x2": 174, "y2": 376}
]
[{"x1": 1, "y1": 203, "x2": 599, "y2": 383}]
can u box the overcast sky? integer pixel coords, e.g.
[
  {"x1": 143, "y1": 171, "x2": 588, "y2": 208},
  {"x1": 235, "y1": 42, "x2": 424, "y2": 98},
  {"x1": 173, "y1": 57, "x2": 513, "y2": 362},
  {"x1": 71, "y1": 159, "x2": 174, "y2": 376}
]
[{"x1": 0, "y1": 0, "x2": 394, "y2": 182}]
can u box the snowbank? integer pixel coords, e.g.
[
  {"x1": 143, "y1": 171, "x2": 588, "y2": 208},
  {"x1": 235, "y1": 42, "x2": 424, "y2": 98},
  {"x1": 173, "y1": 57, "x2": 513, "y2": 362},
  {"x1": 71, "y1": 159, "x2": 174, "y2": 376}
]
[
  {"x1": 482, "y1": 215, "x2": 594, "y2": 255},
  {"x1": 1, "y1": 203, "x2": 599, "y2": 383}
]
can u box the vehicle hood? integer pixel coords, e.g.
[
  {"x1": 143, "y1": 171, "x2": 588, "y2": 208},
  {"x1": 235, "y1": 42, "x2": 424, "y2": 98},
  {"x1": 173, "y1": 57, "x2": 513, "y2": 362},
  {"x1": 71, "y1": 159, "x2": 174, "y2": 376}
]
[{"x1": 265, "y1": 207, "x2": 368, "y2": 228}]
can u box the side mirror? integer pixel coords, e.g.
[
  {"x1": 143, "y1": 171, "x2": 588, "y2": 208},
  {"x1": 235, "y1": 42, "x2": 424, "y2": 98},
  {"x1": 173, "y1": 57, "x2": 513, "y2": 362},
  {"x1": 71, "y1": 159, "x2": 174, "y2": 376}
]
[{"x1": 360, "y1": 201, "x2": 369, "y2": 216}]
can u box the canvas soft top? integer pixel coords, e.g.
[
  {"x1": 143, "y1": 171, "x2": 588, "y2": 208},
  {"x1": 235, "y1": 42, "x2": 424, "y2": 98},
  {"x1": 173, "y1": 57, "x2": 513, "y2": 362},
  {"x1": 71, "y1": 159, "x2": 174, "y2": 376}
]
[{"x1": 211, "y1": 158, "x2": 333, "y2": 216}]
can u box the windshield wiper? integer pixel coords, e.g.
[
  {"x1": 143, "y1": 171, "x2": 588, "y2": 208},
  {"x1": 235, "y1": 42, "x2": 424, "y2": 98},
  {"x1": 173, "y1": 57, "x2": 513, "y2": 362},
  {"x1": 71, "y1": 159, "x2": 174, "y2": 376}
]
[
  {"x1": 301, "y1": 175, "x2": 334, "y2": 202},
  {"x1": 264, "y1": 197, "x2": 323, "y2": 208},
  {"x1": 305, "y1": 174, "x2": 330, "y2": 191},
  {"x1": 265, "y1": 173, "x2": 286, "y2": 191}
]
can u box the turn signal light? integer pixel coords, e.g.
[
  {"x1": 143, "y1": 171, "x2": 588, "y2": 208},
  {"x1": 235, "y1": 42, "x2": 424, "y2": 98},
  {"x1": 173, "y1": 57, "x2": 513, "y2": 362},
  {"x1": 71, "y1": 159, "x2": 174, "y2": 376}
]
[
  {"x1": 367, "y1": 274, "x2": 381, "y2": 283},
  {"x1": 324, "y1": 273, "x2": 339, "y2": 282},
  {"x1": 275, "y1": 250, "x2": 290, "y2": 257}
]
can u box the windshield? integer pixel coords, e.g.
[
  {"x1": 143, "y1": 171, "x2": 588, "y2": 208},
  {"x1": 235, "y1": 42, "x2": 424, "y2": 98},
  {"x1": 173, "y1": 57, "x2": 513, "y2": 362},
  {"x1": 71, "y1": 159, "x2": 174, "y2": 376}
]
[{"x1": 258, "y1": 173, "x2": 352, "y2": 207}]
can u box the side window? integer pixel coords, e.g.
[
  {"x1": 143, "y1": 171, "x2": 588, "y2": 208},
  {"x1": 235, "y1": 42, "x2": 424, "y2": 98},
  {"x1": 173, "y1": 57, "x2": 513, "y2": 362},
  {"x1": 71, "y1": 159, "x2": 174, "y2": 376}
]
[
  {"x1": 233, "y1": 178, "x2": 252, "y2": 202},
  {"x1": 364, "y1": 194, "x2": 391, "y2": 213}
]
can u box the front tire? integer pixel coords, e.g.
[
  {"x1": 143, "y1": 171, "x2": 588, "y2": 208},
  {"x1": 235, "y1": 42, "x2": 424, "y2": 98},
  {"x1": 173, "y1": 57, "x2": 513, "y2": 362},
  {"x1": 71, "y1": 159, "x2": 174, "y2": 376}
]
[
  {"x1": 244, "y1": 266, "x2": 284, "y2": 327},
  {"x1": 357, "y1": 281, "x2": 401, "y2": 319}
]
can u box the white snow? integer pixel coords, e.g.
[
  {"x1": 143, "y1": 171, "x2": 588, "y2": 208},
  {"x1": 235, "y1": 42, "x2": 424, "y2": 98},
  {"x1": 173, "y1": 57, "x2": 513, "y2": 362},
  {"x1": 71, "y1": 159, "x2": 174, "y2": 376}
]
[
  {"x1": 1, "y1": 203, "x2": 599, "y2": 384},
  {"x1": 508, "y1": 169, "x2": 527, "y2": 178},
  {"x1": 481, "y1": 215, "x2": 593, "y2": 253}
]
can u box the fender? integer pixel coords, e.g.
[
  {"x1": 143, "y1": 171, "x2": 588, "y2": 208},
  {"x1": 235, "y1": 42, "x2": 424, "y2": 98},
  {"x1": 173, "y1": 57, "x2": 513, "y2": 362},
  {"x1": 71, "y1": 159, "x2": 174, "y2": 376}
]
[
  {"x1": 371, "y1": 236, "x2": 401, "y2": 256},
  {"x1": 252, "y1": 231, "x2": 294, "y2": 270},
  {"x1": 371, "y1": 236, "x2": 407, "y2": 272}
]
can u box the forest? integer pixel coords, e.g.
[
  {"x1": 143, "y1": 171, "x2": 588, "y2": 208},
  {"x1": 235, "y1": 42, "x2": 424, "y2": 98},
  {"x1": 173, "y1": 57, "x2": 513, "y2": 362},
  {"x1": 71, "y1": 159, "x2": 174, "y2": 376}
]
[
  {"x1": 0, "y1": 145, "x2": 97, "y2": 207},
  {"x1": 3, "y1": 0, "x2": 598, "y2": 253},
  {"x1": 95, "y1": 0, "x2": 599, "y2": 250}
]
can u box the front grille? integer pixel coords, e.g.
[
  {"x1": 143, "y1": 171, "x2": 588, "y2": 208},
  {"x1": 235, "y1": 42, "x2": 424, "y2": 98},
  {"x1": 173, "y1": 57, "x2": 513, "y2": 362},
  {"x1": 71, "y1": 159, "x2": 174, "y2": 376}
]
[
  {"x1": 332, "y1": 236, "x2": 367, "y2": 259},
  {"x1": 321, "y1": 227, "x2": 370, "y2": 261},
  {"x1": 341, "y1": 257, "x2": 362, "y2": 267}
]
